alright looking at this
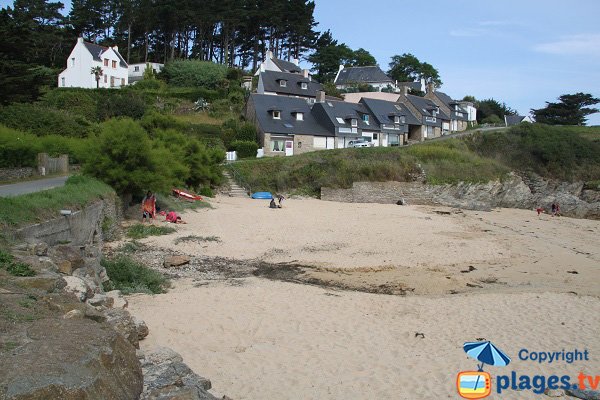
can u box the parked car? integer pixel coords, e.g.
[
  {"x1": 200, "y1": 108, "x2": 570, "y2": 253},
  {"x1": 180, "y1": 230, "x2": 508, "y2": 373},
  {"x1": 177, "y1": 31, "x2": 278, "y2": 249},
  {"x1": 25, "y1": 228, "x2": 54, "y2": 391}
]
[{"x1": 348, "y1": 139, "x2": 370, "y2": 148}]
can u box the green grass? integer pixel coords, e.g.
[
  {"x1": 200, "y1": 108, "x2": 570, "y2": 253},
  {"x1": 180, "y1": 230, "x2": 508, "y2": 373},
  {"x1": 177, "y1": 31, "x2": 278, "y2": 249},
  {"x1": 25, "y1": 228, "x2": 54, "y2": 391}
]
[
  {"x1": 0, "y1": 250, "x2": 36, "y2": 277},
  {"x1": 101, "y1": 255, "x2": 169, "y2": 294},
  {"x1": 126, "y1": 224, "x2": 176, "y2": 239},
  {"x1": 228, "y1": 125, "x2": 600, "y2": 195},
  {"x1": 174, "y1": 235, "x2": 221, "y2": 245},
  {"x1": 0, "y1": 175, "x2": 115, "y2": 227},
  {"x1": 156, "y1": 193, "x2": 212, "y2": 212}
]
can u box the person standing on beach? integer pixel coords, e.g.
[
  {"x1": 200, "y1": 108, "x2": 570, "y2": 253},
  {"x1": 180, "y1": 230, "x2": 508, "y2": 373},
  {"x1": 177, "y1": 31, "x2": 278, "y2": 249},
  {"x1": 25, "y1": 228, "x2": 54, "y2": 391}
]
[{"x1": 141, "y1": 191, "x2": 156, "y2": 223}]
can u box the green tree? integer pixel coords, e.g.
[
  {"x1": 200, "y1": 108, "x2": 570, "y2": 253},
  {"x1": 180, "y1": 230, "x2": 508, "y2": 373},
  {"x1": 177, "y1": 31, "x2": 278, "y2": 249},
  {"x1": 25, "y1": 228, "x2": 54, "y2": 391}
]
[
  {"x1": 350, "y1": 48, "x2": 376, "y2": 67},
  {"x1": 388, "y1": 53, "x2": 442, "y2": 87},
  {"x1": 531, "y1": 93, "x2": 600, "y2": 126},
  {"x1": 307, "y1": 30, "x2": 353, "y2": 82},
  {"x1": 90, "y1": 66, "x2": 103, "y2": 88},
  {"x1": 476, "y1": 98, "x2": 516, "y2": 124}
]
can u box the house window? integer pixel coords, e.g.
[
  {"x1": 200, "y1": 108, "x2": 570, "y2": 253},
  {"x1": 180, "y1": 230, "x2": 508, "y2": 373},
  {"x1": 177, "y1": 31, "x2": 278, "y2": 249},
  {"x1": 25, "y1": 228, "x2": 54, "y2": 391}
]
[
  {"x1": 301, "y1": 82, "x2": 307, "y2": 90},
  {"x1": 401, "y1": 116, "x2": 406, "y2": 123},
  {"x1": 373, "y1": 133, "x2": 378, "y2": 140},
  {"x1": 70, "y1": 58, "x2": 75, "y2": 67},
  {"x1": 362, "y1": 115, "x2": 369, "y2": 123},
  {"x1": 394, "y1": 116, "x2": 400, "y2": 124},
  {"x1": 61, "y1": 77, "x2": 65, "y2": 87},
  {"x1": 270, "y1": 139, "x2": 285, "y2": 152},
  {"x1": 121, "y1": 78, "x2": 125, "y2": 86},
  {"x1": 273, "y1": 111, "x2": 281, "y2": 119},
  {"x1": 112, "y1": 60, "x2": 117, "y2": 68},
  {"x1": 104, "y1": 75, "x2": 107, "y2": 83},
  {"x1": 104, "y1": 59, "x2": 108, "y2": 66},
  {"x1": 279, "y1": 80, "x2": 287, "y2": 87},
  {"x1": 296, "y1": 112, "x2": 303, "y2": 121},
  {"x1": 134, "y1": 66, "x2": 139, "y2": 72},
  {"x1": 351, "y1": 119, "x2": 357, "y2": 127},
  {"x1": 336, "y1": 117, "x2": 345, "y2": 124}
]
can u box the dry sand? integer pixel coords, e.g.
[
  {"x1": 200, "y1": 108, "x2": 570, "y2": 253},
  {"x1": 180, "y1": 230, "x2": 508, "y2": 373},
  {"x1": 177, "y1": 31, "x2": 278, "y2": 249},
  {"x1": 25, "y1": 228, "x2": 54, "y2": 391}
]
[{"x1": 127, "y1": 196, "x2": 600, "y2": 399}]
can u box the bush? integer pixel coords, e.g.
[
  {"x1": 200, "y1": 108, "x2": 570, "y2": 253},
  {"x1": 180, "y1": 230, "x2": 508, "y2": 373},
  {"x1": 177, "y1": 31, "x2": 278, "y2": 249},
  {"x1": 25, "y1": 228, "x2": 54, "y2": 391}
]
[
  {"x1": 198, "y1": 186, "x2": 214, "y2": 197},
  {"x1": 40, "y1": 88, "x2": 98, "y2": 121},
  {"x1": 236, "y1": 123, "x2": 257, "y2": 142},
  {"x1": 96, "y1": 90, "x2": 147, "y2": 121},
  {"x1": 101, "y1": 255, "x2": 169, "y2": 294},
  {"x1": 162, "y1": 60, "x2": 228, "y2": 89},
  {"x1": 231, "y1": 140, "x2": 258, "y2": 158},
  {"x1": 0, "y1": 250, "x2": 36, "y2": 276},
  {"x1": 0, "y1": 103, "x2": 97, "y2": 137},
  {"x1": 126, "y1": 224, "x2": 176, "y2": 239}
]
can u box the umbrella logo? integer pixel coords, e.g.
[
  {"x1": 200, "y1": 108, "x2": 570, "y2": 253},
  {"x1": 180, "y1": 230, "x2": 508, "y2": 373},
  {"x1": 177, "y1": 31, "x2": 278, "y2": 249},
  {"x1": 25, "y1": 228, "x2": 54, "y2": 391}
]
[{"x1": 457, "y1": 341, "x2": 511, "y2": 399}]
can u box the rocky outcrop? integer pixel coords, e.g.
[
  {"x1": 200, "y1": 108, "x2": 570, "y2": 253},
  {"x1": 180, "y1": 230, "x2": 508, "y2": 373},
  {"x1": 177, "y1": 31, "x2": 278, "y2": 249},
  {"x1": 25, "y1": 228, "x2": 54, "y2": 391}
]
[
  {"x1": 140, "y1": 347, "x2": 218, "y2": 400},
  {"x1": 0, "y1": 318, "x2": 143, "y2": 400},
  {"x1": 321, "y1": 173, "x2": 600, "y2": 219}
]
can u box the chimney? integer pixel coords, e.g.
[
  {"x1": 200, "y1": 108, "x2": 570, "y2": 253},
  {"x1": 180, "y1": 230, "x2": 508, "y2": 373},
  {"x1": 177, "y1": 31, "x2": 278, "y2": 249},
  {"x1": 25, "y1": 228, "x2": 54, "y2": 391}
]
[
  {"x1": 266, "y1": 50, "x2": 273, "y2": 60},
  {"x1": 303, "y1": 69, "x2": 309, "y2": 78},
  {"x1": 401, "y1": 85, "x2": 409, "y2": 96},
  {"x1": 77, "y1": 37, "x2": 84, "y2": 44},
  {"x1": 427, "y1": 82, "x2": 435, "y2": 94},
  {"x1": 113, "y1": 45, "x2": 119, "y2": 53},
  {"x1": 316, "y1": 90, "x2": 326, "y2": 103},
  {"x1": 292, "y1": 58, "x2": 299, "y2": 66}
]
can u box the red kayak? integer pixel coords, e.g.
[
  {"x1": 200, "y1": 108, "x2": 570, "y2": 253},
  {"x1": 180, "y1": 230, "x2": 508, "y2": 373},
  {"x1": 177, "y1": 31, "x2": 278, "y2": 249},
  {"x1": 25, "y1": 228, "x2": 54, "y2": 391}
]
[{"x1": 172, "y1": 188, "x2": 203, "y2": 201}]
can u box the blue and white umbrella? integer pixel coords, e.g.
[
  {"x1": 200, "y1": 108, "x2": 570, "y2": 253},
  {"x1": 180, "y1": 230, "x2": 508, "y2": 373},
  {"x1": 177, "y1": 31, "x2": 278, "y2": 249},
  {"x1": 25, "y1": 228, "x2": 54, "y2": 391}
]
[
  {"x1": 463, "y1": 341, "x2": 511, "y2": 394},
  {"x1": 463, "y1": 341, "x2": 511, "y2": 369}
]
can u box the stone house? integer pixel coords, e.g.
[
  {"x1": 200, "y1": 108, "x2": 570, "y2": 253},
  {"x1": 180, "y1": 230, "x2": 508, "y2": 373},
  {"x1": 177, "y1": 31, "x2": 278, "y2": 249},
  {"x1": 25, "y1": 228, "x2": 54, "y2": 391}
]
[
  {"x1": 424, "y1": 86, "x2": 469, "y2": 132},
  {"x1": 397, "y1": 89, "x2": 451, "y2": 141},
  {"x1": 58, "y1": 38, "x2": 128, "y2": 89}
]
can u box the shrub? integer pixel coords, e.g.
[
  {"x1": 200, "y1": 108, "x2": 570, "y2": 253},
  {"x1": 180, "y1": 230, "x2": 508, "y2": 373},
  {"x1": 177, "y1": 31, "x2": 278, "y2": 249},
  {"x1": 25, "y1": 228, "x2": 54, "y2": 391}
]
[
  {"x1": 39, "y1": 89, "x2": 98, "y2": 121},
  {"x1": 131, "y1": 79, "x2": 166, "y2": 91},
  {"x1": 0, "y1": 103, "x2": 97, "y2": 137},
  {"x1": 236, "y1": 123, "x2": 257, "y2": 142},
  {"x1": 126, "y1": 224, "x2": 176, "y2": 239},
  {"x1": 162, "y1": 60, "x2": 228, "y2": 88},
  {"x1": 101, "y1": 255, "x2": 169, "y2": 294},
  {"x1": 231, "y1": 140, "x2": 258, "y2": 158},
  {"x1": 96, "y1": 90, "x2": 147, "y2": 121},
  {"x1": 198, "y1": 187, "x2": 214, "y2": 197},
  {"x1": 0, "y1": 250, "x2": 36, "y2": 277}
]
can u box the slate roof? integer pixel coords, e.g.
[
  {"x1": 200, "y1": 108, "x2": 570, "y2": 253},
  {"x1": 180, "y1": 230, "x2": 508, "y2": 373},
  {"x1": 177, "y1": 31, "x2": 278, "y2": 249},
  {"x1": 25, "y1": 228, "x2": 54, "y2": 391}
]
[
  {"x1": 405, "y1": 94, "x2": 450, "y2": 125},
  {"x1": 312, "y1": 99, "x2": 374, "y2": 133},
  {"x1": 432, "y1": 91, "x2": 468, "y2": 121},
  {"x1": 398, "y1": 81, "x2": 422, "y2": 91},
  {"x1": 335, "y1": 66, "x2": 393, "y2": 85},
  {"x1": 83, "y1": 41, "x2": 127, "y2": 68},
  {"x1": 505, "y1": 115, "x2": 526, "y2": 126},
  {"x1": 272, "y1": 57, "x2": 302, "y2": 74},
  {"x1": 250, "y1": 94, "x2": 331, "y2": 137},
  {"x1": 360, "y1": 98, "x2": 420, "y2": 126},
  {"x1": 260, "y1": 71, "x2": 323, "y2": 98}
]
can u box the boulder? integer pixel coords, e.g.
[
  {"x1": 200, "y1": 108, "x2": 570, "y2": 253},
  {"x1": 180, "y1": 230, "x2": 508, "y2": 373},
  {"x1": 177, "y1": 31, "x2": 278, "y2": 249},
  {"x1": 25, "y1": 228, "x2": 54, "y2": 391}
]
[
  {"x1": 86, "y1": 293, "x2": 114, "y2": 308},
  {"x1": 106, "y1": 290, "x2": 128, "y2": 309},
  {"x1": 62, "y1": 275, "x2": 92, "y2": 302},
  {"x1": 566, "y1": 388, "x2": 600, "y2": 400},
  {"x1": 0, "y1": 318, "x2": 142, "y2": 400},
  {"x1": 105, "y1": 308, "x2": 139, "y2": 349},
  {"x1": 140, "y1": 347, "x2": 217, "y2": 400},
  {"x1": 63, "y1": 309, "x2": 84, "y2": 319},
  {"x1": 164, "y1": 255, "x2": 191, "y2": 268},
  {"x1": 133, "y1": 316, "x2": 150, "y2": 340},
  {"x1": 52, "y1": 245, "x2": 85, "y2": 275},
  {"x1": 33, "y1": 242, "x2": 49, "y2": 256}
]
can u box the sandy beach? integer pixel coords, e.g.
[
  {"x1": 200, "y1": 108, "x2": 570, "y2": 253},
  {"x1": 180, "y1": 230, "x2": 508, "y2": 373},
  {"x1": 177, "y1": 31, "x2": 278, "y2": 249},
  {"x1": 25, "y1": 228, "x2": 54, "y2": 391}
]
[{"x1": 126, "y1": 196, "x2": 600, "y2": 399}]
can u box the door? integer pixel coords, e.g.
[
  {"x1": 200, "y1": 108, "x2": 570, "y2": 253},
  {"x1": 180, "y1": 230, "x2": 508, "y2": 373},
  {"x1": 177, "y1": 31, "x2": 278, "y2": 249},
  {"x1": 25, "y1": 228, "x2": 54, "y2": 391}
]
[{"x1": 285, "y1": 140, "x2": 293, "y2": 156}]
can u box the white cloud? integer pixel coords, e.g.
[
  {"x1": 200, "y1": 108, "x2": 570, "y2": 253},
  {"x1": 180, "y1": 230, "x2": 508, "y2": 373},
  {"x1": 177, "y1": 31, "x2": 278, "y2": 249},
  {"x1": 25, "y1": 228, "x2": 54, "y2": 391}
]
[{"x1": 534, "y1": 34, "x2": 600, "y2": 56}]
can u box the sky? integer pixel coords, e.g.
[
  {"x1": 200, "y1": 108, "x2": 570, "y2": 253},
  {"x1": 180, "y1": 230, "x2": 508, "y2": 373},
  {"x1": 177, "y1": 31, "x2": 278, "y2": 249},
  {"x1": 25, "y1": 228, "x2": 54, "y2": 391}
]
[{"x1": 2, "y1": 0, "x2": 599, "y2": 124}]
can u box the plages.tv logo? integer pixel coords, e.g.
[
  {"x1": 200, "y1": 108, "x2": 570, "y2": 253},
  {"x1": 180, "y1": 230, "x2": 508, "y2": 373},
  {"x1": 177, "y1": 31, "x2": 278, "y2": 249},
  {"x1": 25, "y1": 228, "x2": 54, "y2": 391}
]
[{"x1": 457, "y1": 341, "x2": 511, "y2": 399}]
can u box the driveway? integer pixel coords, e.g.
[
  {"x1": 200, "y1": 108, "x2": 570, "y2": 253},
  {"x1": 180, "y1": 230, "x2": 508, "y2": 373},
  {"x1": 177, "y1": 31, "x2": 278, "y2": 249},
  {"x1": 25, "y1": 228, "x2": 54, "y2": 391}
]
[{"x1": 0, "y1": 175, "x2": 69, "y2": 197}]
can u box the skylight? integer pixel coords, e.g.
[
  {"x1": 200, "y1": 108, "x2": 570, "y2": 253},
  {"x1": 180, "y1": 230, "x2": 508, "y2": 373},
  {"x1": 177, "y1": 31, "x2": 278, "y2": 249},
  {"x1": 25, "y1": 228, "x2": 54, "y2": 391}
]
[
  {"x1": 284, "y1": 123, "x2": 293, "y2": 128},
  {"x1": 336, "y1": 117, "x2": 345, "y2": 124}
]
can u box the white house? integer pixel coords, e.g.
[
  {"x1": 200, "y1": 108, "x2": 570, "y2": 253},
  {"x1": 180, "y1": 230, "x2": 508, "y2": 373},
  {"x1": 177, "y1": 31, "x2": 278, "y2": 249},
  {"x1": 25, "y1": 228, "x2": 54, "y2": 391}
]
[
  {"x1": 254, "y1": 50, "x2": 302, "y2": 76},
  {"x1": 58, "y1": 37, "x2": 128, "y2": 89},
  {"x1": 128, "y1": 62, "x2": 164, "y2": 84}
]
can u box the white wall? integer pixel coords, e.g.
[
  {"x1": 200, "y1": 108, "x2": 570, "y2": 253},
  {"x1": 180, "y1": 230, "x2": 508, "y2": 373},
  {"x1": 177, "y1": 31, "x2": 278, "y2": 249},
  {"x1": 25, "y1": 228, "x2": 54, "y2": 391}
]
[{"x1": 128, "y1": 62, "x2": 163, "y2": 80}]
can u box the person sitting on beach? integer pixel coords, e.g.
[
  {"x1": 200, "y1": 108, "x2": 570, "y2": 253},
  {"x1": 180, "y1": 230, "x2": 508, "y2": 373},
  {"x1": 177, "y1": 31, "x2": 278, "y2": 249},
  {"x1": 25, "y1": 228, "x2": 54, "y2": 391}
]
[
  {"x1": 269, "y1": 198, "x2": 277, "y2": 209},
  {"x1": 165, "y1": 211, "x2": 186, "y2": 224},
  {"x1": 276, "y1": 194, "x2": 285, "y2": 208},
  {"x1": 141, "y1": 191, "x2": 156, "y2": 223}
]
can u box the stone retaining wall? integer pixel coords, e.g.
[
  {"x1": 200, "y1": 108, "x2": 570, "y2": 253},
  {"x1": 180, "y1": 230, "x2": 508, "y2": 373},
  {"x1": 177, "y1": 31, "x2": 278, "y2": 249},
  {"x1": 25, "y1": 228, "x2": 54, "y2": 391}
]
[{"x1": 0, "y1": 167, "x2": 36, "y2": 182}]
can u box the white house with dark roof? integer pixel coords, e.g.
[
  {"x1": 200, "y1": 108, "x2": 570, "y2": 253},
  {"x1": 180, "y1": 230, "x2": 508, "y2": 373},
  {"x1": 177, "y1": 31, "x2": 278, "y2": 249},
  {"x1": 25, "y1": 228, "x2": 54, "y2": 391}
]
[
  {"x1": 58, "y1": 37, "x2": 128, "y2": 89},
  {"x1": 504, "y1": 115, "x2": 534, "y2": 126},
  {"x1": 254, "y1": 50, "x2": 302, "y2": 76},
  {"x1": 257, "y1": 70, "x2": 323, "y2": 101},
  {"x1": 334, "y1": 65, "x2": 395, "y2": 92},
  {"x1": 128, "y1": 62, "x2": 164, "y2": 84},
  {"x1": 425, "y1": 86, "x2": 469, "y2": 132}
]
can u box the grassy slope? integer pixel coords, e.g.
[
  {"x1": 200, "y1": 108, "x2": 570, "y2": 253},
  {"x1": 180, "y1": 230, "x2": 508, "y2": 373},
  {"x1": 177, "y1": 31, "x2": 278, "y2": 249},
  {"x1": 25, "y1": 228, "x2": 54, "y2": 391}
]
[
  {"x1": 0, "y1": 175, "x2": 115, "y2": 227},
  {"x1": 228, "y1": 124, "x2": 600, "y2": 196}
]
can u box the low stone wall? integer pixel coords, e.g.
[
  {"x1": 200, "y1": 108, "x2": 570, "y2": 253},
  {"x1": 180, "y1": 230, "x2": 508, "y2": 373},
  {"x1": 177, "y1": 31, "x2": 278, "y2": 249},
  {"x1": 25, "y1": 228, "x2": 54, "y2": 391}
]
[
  {"x1": 0, "y1": 167, "x2": 36, "y2": 182},
  {"x1": 321, "y1": 173, "x2": 600, "y2": 219},
  {"x1": 15, "y1": 196, "x2": 120, "y2": 246}
]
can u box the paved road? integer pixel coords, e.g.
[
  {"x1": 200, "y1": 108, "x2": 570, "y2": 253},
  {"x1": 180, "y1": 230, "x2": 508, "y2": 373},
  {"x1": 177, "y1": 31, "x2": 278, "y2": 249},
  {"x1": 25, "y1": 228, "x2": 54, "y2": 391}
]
[{"x1": 0, "y1": 175, "x2": 69, "y2": 197}]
